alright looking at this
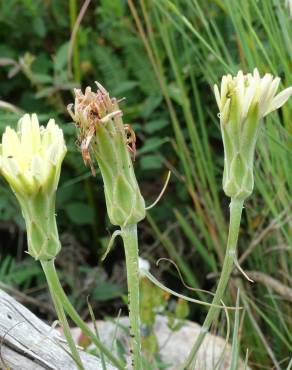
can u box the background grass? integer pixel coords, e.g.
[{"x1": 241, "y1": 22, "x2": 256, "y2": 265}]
[{"x1": 0, "y1": 0, "x2": 291, "y2": 369}]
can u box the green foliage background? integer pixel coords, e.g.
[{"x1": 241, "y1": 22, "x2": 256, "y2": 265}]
[{"x1": 0, "y1": 0, "x2": 291, "y2": 368}]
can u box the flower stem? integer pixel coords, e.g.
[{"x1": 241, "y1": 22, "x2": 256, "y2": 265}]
[
  {"x1": 121, "y1": 224, "x2": 142, "y2": 370},
  {"x1": 41, "y1": 260, "x2": 84, "y2": 370},
  {"x1": 41, "y1": 259, "x2": 125, "y2": 370},
  {"x1": 182, "y1": 197, "x2": 244, "y2": 369}
]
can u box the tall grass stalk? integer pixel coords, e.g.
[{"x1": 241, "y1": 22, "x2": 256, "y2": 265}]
[{"x1": 69, "y1": 0, "x2": 81, "y2": 82}]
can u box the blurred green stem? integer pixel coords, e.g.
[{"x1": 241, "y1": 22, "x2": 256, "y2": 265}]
[
  {"x1": 84, "y1": 179, "x2": 100, "y2": 252},
  {"x1": 121, "y1": 224, "x2": 142, "y2": 370},
  {"x1": 41, "y1": 259, "x2": 125, "y2": 370},
  {"x1": 182, "y1": 197, "x2": 244, "y2": 369},
  {"x1": 69, "y1": 0, "x2": 81, "y2": 82}
]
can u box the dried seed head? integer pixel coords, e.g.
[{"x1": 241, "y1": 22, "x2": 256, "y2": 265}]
[{"x1": 69, "y1": 83, "x2": 146, "y2": 226}]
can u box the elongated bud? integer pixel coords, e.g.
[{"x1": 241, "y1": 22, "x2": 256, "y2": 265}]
[
  {"x1": 68, "y1": 83, "x2": 146, "y2": 226},
  {"x1": 0, "y1": 114, "x2": 66, "y2": 260},
  {"x1": 214, "y1": 69, "x2": 292, "y2": 199}
]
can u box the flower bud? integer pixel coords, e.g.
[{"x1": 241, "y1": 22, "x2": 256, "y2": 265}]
[
  {"x1": 68, "y1": 83, "x2": 146, "y2": 226},
  {"x1": 214, "y1": 69, "x2": 292, "y2": 199},
  {"x1": 0, "y1": 114, "x2": 67, "y2": 260}
]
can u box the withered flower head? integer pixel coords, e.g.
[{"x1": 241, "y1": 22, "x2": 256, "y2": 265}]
[
  {"x1": 68, "y1": 83, "x2": 145, "y2": 227},
  {"x1": 68, "y1": 82, "x2": 123, "y2": 174}
]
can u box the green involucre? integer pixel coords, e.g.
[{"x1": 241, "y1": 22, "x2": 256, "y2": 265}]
[
  {"x1": 94, "y1": 114, "x2": 145, "y2": 227},
  {"x1": 221, "y1": 107, "x2": 261, "y2": 200},
  {"x1": 17, "y1": 190, "x2": 61, "y2": 260}
]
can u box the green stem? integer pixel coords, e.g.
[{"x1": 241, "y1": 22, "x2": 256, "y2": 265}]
[
  {"x1": 121, "y1": 224, "x2": 142, "y2": 370},
  {"x1": 182, "y1": 197, "x2": 244, "y2": 369},
  {"x1": 41, "y1": 260, "x2": 84, "y2": 370},
  {"x1": 69, "y1": 0, "x2": 80, "y2": 82},
  {"x1": 41, "y1": 259, "x2": 125, "y2": 370}
]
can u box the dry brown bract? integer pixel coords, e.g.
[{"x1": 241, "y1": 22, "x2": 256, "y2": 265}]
[{"x1": 124, "y1": 124, "x2": 137, "y2": 161}]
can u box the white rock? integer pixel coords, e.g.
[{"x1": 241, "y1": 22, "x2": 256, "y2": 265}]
[{"x1": 70, "y1": 315, "x2": 248, "y2": 370}]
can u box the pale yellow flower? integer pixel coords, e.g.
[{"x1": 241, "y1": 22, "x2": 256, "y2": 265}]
[
  {"x1": 0, "y1": 113, "x2": 66, "y2": 196},
  {"x1": 214, "y1": 69, "x2": 292, "y2": 124},
  {"x1": 214, "y1": 69, "x2": 292, "y2": 199}
]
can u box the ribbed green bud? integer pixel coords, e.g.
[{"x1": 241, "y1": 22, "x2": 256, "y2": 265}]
[
  {"x1": 214, "y1": 69, "x2": 292, "y2": 200},
  {"x1": 68, "y1": 83, "x2": 146, "y2": 226},
  {"x1": 17, "y1": 191, "x2": 61, "y2": 260},
  {"x1": 0, "y1": 114, "x2": 66, "y2": 260},
  {"x1": 221, "y1": 109, "x2": 259, "y2": 199}
]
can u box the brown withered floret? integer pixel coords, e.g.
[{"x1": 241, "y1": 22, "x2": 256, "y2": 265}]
[
  {"x1": 124, "y1": 124, "x2": 136, "y2": 161},
  {"x1": 68, "y1": 82, "x2": 124, "y2": 175}
]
